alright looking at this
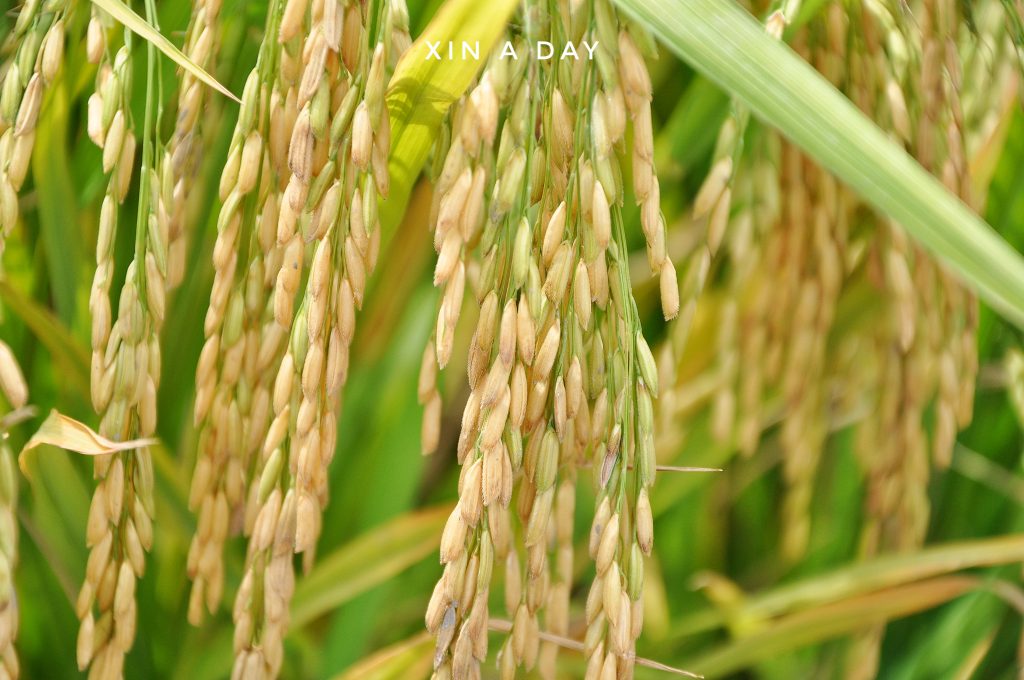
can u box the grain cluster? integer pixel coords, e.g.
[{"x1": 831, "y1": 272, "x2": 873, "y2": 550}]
[
  {"x1": 0, "y1": 341, "x2": 24, "y2": 679},
  {"x1": 79, "y1": 13, "x2": 160, "y2": 679},
  {"x1": 0, "y1": 0, "x2": 68, "y2": 269},
  {"x1": 179, "y1": 0, "x2": 408, "y2": 677},
  {"x1": 419, "y1": 2, "x2": 673, "y2": 678},
  {"x1": 163, "y1": 0, "x2": 225, "y2": 289}
]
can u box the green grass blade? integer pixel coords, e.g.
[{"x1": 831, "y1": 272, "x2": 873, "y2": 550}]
[
  {"x1": 331, "y1": 633, "x2": 433, "y2": 680},
  {"x1": 382, "y1": 0, "x2": 519, "y2": 231},
  {"x1": 90, "y1": 0, "x2": 240, "y2": 103},
  {"x1": 290, "y1": 504, "x2": 451, "y2": 629},
  {"x1": 671, "y1": 533, "x2": 1024, "y2": 639},
  {"x1": 613, "y1": 0, "x2": 1024, "y2": 326},
  {"x1": 32, "y1": 85, "x2": 81, "y2": 327},
  {"x1": 0, "y1": 280, "x2": 89, "y2": 399},
  {"x1": 688, "y1": 576, "x2": 980, "y2": 677}
]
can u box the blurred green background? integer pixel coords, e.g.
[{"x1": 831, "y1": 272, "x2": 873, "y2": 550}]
[{"x1": 2, "y1": 0, "x2": 1024, "y2": 678}]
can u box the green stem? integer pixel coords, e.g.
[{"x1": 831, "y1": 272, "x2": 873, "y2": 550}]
[{"x1": 133, "y1": 0, "x2": 158, "y2": 293}]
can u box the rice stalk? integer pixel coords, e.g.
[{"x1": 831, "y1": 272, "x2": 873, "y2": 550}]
[
  {"x1": 421, "y1": 2, "x2": 672, "y2": 677},
  {"x1": 226, "y1": 1, "x2": 407, "y2": 676},
  {"x1": 78, "y1": 3, "x2": 166, "y2": 676}
]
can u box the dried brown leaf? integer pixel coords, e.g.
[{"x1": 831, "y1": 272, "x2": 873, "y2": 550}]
[{"x1": 19, "y1": 410, "x2": 157, "y2": 475}]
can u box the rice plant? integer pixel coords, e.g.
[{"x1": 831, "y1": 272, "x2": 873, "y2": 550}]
[{"x1": 2, "y1": 0, "x2": 1024, "y2": 678}]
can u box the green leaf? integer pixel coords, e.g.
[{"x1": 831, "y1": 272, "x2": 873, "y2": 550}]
[
  {"x1": 614, "y1": 0, "x2": 1024, "y2": 326},
  {"x1": 89, "y1": 0, "x2": 240, "y2": 103},
  {"x1": 330, "y1": 633, "x2": 433, "y2": 680},
  {"x1": 0, "y1": 280, "x2": 89, "y2": 399},
  {"x1": 32, "y1": 81, "x2": 81, "y2": 326},
  {"x1": 671, "y1": 533, "x2": 1024, "y2": 640},
  {"x1": 290, "y1": 504, "x2": 452, "y2": 629},
  {"x1": 382, "y1": 0, "x2": 519, "y2": 232},
  {"x1": 688, "y1": 576, "x2": 979, "y2": 677}
]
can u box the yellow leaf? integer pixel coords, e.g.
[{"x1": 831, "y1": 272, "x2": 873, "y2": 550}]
[
  {"x1": 20, "y1": 410, "x2": 158, "y2": 475},
  {"x1": 382, "y1": 0, "x2": 519, "y2": 231}
]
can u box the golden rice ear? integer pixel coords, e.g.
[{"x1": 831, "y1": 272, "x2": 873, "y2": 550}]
[
  {"x1": 70, "y1": 3, "x2": 170, "y2": 673},
  {"x1": 0, "y1": 346, "x2": 23, "y2": 678},
  {"x1": 0, "y1": 1, "x2": 70, "y2": 268},
  {"x1": 415, "y1": 1, "x2": 688, "y2": 674},
  {"x1": 211, "y1": 0, "x2": 410, "y2": 672}
]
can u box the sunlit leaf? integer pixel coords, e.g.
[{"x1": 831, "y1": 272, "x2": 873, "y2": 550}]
[
  {"x1": 672, "y1": 534, "x2": 1024, "y2": 639},
  {"x1": 330, "y1": 632, "x2": 433, "y2": 680},
  {"x1": 614, "y1": 0, "x2": 1024, "y2": 326},
  {"x1": 688, "y1": 577, "x2": 979, "y2": 677},
  {"x1": 382, "y1": 0, "x2": 519, "y2": 231},
  {"x1": 291, "y1": 504, "x2": 452, "y2": 628}
]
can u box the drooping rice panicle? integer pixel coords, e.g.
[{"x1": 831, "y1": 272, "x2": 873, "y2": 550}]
[
  {"x1": 422, "y1": 3, "x2": 673, "y2": 678},
  {"x1": 844, "y1": 1, "x2": 980, "y2": 674},
  {"x1": 79, "y1": 5, "x2": 166, "y2": 676},
  {"x1": 187, "y1": 0, "x2": 288, "y2": 625},
  {"x1": 229, "y1": 1, "x2": 406, "y2": 676},
  {"x1": 665, "y1": 4, "x2": 792, "y2": 456},
  {"x1": 0, "y1": 2, "x2": 71, "y2": 672},
  {"x1": 163, "y1": 0, "x2": 225, "y2": 289},
  {"x1": 0, "y1": 0, "x2": 69, "y2": 269},
  {"x1": 0, "y1": 341, "x2": 25, "y2": 679}
]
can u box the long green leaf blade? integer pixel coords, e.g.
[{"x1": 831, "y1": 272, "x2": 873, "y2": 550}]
[
  {"x1": 689, "y1": 577, "x2": 979, "y2": 676},
  {"x1": 90, "y1": 0, "x2": 240, "y2": 103},
  {"x1": 614, "y1": 0, "x2": 1024, "y2": 326},
  {"x1": 671, "y1": 533, "x2": 1024, "y2": 639},
  {"x1": 290, "y1": 504, "x2": 451, "y2": 628}
]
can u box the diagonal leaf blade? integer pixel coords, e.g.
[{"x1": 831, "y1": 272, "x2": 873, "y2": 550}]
[
  {"x1": 689, "y1": 577, "x2": 979, "y2": 676},
  {"x1": 290, "y1": 504, "x2": 452, "y2": 629},
  {"x1": 670, "y1": 533, "x2": 1024, "y2": 639},
  {"x1": 0, "y1": 280, "x2": 90, "y2": 398},
  {"x1": 614, "y1": 0, "x2": 1024, "y2": 326},
  {"x1": 330, "y1": 632, "x2": 433, "y2": 680},
  {"x1": 382, "y1": 0, "x2": 519, "y2": 232},
  {"x1": 90, "y1": 0, "x2": 240, "y2": 103}
]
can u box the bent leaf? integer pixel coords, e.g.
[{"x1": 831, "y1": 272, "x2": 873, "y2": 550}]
[
  {"x1": 90, "y1": 0, "x2": 240, "y2": 103},
  {"x1": 20, "y1": 410, "x2": 158, "y2": 475},
  {"x1": 614, "y1": 0, "x2": 1024, "y2": 326}
]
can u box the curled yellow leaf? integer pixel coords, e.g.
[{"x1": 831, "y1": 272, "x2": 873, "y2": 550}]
[{"x1": 19, "y1": 410, "x2": 157, "y2": 476}]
